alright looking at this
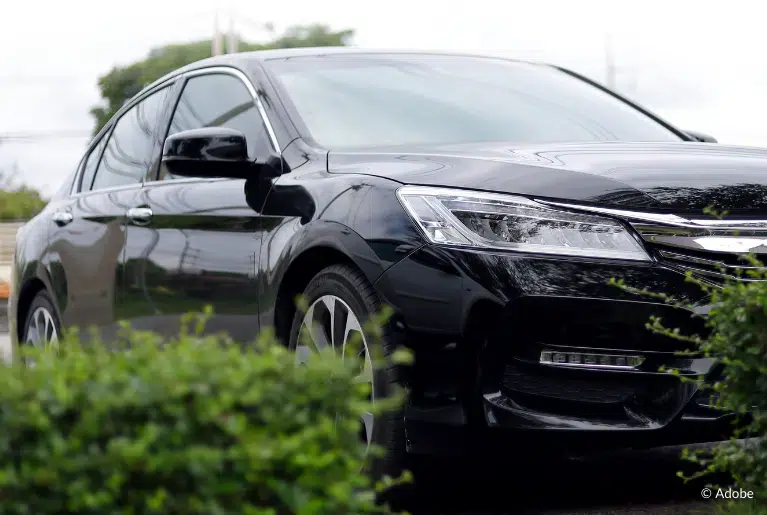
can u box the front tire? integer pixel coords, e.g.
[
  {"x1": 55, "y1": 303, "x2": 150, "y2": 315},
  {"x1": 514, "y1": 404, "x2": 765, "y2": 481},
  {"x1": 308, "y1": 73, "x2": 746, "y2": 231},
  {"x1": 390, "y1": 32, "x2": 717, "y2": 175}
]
[{"x1": 288, "y1": 264, "x2": 406, "y2": 479}]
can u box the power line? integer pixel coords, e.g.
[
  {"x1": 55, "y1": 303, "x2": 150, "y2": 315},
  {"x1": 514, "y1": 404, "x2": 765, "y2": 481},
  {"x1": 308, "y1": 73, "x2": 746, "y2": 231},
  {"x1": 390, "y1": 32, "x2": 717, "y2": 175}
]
[
  {"x1": 0, "y1": 75, "x2": 91, "y2": 86},
  {"x1": 0, "y1": 130, "x2": 92, "y2": 142}
]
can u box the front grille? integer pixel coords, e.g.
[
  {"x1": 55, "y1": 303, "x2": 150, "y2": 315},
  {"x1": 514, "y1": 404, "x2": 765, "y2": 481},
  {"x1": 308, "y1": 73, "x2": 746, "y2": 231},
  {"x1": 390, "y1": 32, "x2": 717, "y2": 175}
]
[
  {"x1": 693, "y1": 388, "x2": 721, "y2": 409},
  {"x1": 534, "y1": 200, "x2": 767, "y2": 283},
  {"x1": 654, "y1": 246, "x2": 767, "y2": 283},
  {"x1": 503, "y1": 363, "x2": 640, "y2": 405}
]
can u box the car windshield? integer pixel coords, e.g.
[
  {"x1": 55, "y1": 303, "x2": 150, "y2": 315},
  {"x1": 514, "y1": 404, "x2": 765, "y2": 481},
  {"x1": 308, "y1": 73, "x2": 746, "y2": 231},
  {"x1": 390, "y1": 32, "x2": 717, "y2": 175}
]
[{"x1": 264, "y1": 54, "x2": 684, "y2": 149}]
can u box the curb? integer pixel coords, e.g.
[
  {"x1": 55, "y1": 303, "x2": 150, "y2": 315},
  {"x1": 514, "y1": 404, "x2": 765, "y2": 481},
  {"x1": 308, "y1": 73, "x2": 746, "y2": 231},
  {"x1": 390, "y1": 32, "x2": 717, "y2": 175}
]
[{"x1": 0, "y1": 264, "x2": 10, "y2": 300}]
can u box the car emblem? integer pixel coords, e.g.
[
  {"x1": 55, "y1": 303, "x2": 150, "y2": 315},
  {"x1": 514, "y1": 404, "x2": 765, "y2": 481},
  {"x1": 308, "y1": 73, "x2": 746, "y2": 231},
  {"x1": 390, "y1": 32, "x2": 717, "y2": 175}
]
[
  {"x1": 693, "y1": 237, "x2": 767, "y2": 254},
  {"x1": 748, "y1": 241, "x2": 767, "y2": 254}
]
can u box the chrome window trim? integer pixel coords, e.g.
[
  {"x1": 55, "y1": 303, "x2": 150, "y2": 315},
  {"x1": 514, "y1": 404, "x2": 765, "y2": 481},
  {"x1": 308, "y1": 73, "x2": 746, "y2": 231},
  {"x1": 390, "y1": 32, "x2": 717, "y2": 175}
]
[
  {"x1": 74, "y1": 128, "x2": 113, "y2": 195},
  {"x1": 69, "y1": 182, "x2": 146, "y2": 199},
  {"x1": 71, "y1": 135, "x2": 106, "y2": 198},
  {"x1": 70, "y1": 79, "x2": 176, "y2": 198},
  {"x1": 69, "y1": 155, "x2": 87, "y2": 196},
  {"x1": 70, "y1": 66, "x2": 282, "y2": 198},
  {"x1": 182, "y1": 66, "x2": 281, "y2": 154}
]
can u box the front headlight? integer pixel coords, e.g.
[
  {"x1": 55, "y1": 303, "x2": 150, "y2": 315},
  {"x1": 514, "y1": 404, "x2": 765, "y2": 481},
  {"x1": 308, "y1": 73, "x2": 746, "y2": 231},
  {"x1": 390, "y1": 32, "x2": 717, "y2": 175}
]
[{"x1": 396, "y1": 186, "x2": 650, "y2": 261}]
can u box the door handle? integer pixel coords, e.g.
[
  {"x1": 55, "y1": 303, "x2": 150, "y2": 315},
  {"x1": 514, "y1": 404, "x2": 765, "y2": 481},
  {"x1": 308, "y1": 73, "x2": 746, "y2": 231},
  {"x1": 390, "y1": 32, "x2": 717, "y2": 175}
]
[
  {"x1": 126, "y1": 207, "x2": 153, "y2": 225},
  {"x1": 52, "y1": 210, "x2": 73, "y2": 227}
]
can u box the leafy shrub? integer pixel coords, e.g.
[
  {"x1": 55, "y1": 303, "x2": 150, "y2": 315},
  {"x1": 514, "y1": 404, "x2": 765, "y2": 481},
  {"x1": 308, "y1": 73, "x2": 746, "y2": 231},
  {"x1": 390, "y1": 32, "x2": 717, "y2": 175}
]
[
  {"x1": 0, "y1": 310, "x2": 407, "y2": 514},
  {"x1": 0, "y1": 182, "x2": 46, "y2": 222},
  {"x1": 612, "y1": 241, "x2": 767, "y2": 512}
]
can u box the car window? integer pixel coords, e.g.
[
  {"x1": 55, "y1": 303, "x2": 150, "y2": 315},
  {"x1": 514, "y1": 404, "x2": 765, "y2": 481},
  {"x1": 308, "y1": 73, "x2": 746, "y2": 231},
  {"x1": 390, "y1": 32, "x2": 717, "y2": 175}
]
[
  {"x1": 90, "y1": 86, "x2": 171, "y2": 191},
  {"x1": 78, "y1": 134, "x2": 108, "y2": 192},
  {"x1": 264, "y1": 55, "x2": 683, "y2": 149},
  {"x1": 159, "y1": 72, "x2": 272, "y2": 181}
]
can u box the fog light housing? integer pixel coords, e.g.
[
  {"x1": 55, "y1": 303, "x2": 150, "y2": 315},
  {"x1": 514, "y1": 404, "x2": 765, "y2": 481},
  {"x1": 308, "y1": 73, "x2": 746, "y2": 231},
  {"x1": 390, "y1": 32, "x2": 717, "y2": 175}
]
[{"x1": 540, "y1": 350, "x2": 644, "y2": 371}]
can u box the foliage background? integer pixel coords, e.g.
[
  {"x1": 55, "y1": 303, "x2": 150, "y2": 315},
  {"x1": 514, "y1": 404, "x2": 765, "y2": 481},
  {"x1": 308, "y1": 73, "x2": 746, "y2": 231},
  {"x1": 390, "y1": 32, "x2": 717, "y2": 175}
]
[
  {"x1": 89, "y1": 24, "x2": 353, "y2": 136},
  {"x1": 0, "y1": 23, "x2": 352, "y2": 221},
  {"x1": 0, "y1": 164, "x2": 46, "y2": 221}
]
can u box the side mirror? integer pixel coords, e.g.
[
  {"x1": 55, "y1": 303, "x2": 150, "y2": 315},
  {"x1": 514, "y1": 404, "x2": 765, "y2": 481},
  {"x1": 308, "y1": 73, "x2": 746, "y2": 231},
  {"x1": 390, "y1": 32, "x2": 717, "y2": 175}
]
[
  {"x1": 162, "y1": 127, "x2": 255, "y2": 179},
  {"x1": 685, "y1": 130, "x2": 717, "y2": 143}
]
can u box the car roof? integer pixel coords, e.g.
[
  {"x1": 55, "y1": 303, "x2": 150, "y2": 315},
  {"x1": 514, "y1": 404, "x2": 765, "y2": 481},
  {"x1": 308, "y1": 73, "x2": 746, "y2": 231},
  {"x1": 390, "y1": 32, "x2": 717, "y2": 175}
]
[
  {"x1": 139, "y1": 47, "x2": 546, "y2": 97},
  {"x1": 95, "y1": 47, "x2": 553, "y2": 144},
  {"x1": 240, "y1": 46, "x2": 542, "y2": 62}
]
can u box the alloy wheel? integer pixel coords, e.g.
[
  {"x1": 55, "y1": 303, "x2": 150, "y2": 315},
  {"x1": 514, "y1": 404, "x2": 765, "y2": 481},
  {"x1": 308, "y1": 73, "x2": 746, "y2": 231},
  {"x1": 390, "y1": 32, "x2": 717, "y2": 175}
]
[
  {"x1": 296, "y1": 294, "x2": 375, "y2": 449},
  {"x1": 25, "y1": 306, "x2": 59, "y2": 348}
]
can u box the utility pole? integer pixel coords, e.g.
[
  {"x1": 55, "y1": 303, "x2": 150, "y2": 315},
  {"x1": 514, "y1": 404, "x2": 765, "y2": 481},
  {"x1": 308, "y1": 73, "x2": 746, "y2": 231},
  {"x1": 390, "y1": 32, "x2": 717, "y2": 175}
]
[
  {"x1": 227, "y1": 8, "x2": 238, "y2": 54},
  {"x1": 212, "y1": 10, "x2": 223, "y2": 56},
  {"x1": 605, "y1": 32, "x2": 616, "y2": 89},
  {"x1": 604, "y1": 32, "x2": 640, "y2": 96}
]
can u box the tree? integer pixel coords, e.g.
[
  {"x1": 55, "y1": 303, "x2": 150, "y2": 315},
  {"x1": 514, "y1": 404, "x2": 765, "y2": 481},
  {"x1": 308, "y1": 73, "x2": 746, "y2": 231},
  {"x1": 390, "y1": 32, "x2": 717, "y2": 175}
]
[{"x1": 89, "y1": 24, "x2": 354, "y2": 135}]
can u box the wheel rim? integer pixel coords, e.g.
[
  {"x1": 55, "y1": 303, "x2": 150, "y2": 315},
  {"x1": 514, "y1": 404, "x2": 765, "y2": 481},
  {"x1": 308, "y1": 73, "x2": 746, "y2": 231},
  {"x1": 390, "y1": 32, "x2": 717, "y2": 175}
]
[
  {"x1": 25, "y1": 306, "x2": 59, "y2": 348},
  {"x1": 296, "y1": 295, "x2": 375, "y2": 449}
]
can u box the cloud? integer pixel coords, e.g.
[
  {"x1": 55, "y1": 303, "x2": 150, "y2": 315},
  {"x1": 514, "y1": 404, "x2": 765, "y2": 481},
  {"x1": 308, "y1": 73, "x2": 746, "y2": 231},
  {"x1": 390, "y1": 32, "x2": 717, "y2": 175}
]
[{"x1": 1, "y1": 0, "x2": 765, "y2": 193}]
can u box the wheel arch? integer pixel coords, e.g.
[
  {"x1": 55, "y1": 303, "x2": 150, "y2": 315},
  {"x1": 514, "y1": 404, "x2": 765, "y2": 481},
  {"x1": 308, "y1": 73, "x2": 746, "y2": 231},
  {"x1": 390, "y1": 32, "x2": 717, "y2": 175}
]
[
  {"x1": 274, "y1": 245, "x2": 378, "y2": 346},
  {"x1": 270, "y1": 221, "x2": 388, "y2": 346},
  {"x1": 14, "y1": 260, "x2": 57, "y2": 342}
]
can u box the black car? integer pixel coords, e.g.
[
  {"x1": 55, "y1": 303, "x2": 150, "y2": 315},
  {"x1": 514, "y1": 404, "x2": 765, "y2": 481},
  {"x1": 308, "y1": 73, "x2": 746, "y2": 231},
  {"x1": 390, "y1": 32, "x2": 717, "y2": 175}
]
[{"x1": 7, "y1": 48, "x2": 762, "y2": 473}]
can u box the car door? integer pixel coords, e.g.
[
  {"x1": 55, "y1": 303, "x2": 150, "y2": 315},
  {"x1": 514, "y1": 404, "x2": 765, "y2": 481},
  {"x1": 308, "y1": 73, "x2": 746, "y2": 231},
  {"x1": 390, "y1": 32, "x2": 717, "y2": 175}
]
[
  {"x1": 47, "y1": 84, "x2": 173, "y2": 338},
  {"x1": 123, "y1": 68, "x2": 279, "y2": 341}
]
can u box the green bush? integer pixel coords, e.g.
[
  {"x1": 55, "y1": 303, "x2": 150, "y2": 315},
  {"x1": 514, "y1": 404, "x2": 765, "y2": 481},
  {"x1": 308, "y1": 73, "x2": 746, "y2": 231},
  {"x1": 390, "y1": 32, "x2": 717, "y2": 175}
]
[
  {"x1": 612, "y1": 241, "x2": 767, "y2": 512},
  {"x1": 676, "y1": 261, "x2": 767, "y2": 514},
  {"x1": 0, "y1": 187, "x2": 46, "y2": 222},
  {"x1": 0, "y1": 310, "x2": 407, "y2": 514}
]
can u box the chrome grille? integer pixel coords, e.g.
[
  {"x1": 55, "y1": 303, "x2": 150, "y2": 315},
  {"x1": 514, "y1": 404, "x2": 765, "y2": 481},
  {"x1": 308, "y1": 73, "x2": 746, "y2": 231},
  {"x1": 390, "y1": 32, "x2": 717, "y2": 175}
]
[
  {"x1": 535, "y1": 200, "x2": 767, "y2": 283},
  {"x1": 655, "y1": 248, "x2": 767, "y2": 282}
]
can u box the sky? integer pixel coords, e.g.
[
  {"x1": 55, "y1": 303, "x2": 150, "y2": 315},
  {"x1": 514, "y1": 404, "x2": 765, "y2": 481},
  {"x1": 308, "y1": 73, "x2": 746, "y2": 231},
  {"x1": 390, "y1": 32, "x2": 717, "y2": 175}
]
[{"x1": 1, "y1": 0, "x2": 766, "y2": 196}]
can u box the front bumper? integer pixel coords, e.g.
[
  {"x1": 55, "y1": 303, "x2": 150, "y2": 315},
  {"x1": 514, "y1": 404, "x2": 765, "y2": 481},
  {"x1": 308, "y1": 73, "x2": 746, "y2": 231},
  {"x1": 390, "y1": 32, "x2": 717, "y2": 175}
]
[{"x1": 374, "y1": 244, "x2": 738, "y2": 456}]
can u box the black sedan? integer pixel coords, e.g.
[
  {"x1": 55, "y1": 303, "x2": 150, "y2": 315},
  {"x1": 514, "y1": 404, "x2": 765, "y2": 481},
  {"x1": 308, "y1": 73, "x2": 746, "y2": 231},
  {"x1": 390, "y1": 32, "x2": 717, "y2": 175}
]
[{"x1": 7, "y1": 48, "x2": 762, "y2": 475}]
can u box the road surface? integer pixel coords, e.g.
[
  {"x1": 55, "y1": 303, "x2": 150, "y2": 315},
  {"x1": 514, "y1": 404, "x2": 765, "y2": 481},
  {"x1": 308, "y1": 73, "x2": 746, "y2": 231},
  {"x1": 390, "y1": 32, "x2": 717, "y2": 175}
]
[
  {"x1": 404, "y1": 450, "x2": 715, "y2": 514},
  {"x1": 0, "y1": 299, "x2": 9, "y2": 362},
  {"x1": 0, "y1": 333, "x2": 8, "y2": 360}
]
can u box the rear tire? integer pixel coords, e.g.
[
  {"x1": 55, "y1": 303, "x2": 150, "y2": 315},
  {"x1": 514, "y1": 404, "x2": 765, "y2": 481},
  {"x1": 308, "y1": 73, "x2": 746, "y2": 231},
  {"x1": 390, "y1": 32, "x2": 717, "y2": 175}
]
[
  {"x1": 287, "y1": 264, "x2": 407, "y2": 480},
  {"x1": 22, "y1": 290, "x2": 61, "y2": 348}
]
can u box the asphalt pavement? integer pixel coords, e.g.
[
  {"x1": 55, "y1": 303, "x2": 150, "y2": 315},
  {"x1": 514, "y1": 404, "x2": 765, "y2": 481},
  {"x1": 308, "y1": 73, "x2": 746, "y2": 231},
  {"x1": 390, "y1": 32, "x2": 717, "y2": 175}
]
[
  {"x1": 402, "y1": 449, "x2": 716, "y2": 514},
  {"x1": 0, "y1": 299, "x2": 8, "y2": 358},
  {"x1": 0, "y1": 298, "x2": 719, "y2": 514}
]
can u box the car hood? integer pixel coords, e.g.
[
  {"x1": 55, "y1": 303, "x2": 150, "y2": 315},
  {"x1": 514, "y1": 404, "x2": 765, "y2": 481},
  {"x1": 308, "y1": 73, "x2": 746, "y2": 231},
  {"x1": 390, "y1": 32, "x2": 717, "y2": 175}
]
[{"x1": 328, "y1": 141, "x2": 767, "y2": 213}]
